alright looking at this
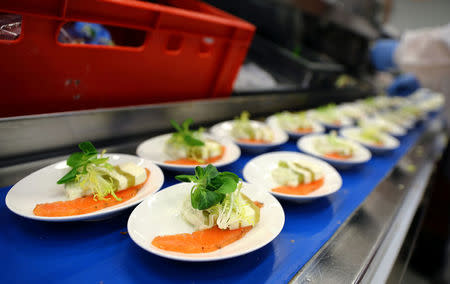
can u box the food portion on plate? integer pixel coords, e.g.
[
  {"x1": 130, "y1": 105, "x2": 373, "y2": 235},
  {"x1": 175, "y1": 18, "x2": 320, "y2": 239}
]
[
  {"x1": 340, "y1": 127, "x2": 400, "y2": 154},
  {"x1": 231, "y1": 111, "x2": 274, "y2": 144},
  {"x1": 313, "y1": 131, "x2": 355, "y2": 160},
  {"x1": 337, "y1": 103, "x2": 367, "y2": 121},
  {"x1": 164, "y1": 119, "x2": 225, "y2": 165},
  {"x1": 243, "y1": 152, "x2": 342, "y2": 202},
  {"x1": 298, "y1": 133, "x2": 371, "y2": 169},
  {"x1": 358, "y1": 116, "x2": 406, "y2": 137},
  {"x1": 210, "y1": 112, "x2": 288, "y2": 152},
  {"x1": 33, "y1": 142, "x2": 151, "y2": 217},
  {"x1": 309, "y1": 104, "x2": 352, "y2": 129},
  {"x1": 151, "y1": 165, "x2": 262, "y2": 254},
  {"x1": 271, "y1": 160, "x2": 324, "y2": 195},
  {"x1": 267, "y1": 111, "x2": 324, "y2": 138}
]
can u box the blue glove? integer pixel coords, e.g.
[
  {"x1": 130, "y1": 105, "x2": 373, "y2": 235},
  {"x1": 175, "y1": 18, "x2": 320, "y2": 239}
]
[
  {"x1": 371, "y1": 39, "x2": 399, "y2": 71},
  {"x1": 69, "y1": 22, "x2": 113, "y2": 45},
  {"x1": 387, "y1": 74, "x2": 420, "y2": 96}
]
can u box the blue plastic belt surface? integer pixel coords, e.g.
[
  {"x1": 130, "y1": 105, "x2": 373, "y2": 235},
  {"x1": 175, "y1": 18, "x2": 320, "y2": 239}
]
[{"x1": 0, "y1": 125, "x2": 425, "y2": 284}]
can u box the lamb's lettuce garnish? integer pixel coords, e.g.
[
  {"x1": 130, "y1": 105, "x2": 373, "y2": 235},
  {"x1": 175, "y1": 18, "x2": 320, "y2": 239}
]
[
  {"x1": 169, "y1": 118, "x2": 205, "y2": 147},
  {"x1": 57, "y1": 141, "x2": 121, "y2": 201},
  {"x1": 176, "y1": 165, "x2": 239, "y2": 210},
  {"x1": 176, "y1": 165, "x2": 260, "y2": 230}
]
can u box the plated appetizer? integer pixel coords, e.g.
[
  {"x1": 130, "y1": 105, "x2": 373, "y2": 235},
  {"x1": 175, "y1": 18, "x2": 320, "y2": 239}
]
[
  {"x1": 231, "y1": 111, "x2": 274, "y2": 144},
  {"x1": 137, "y1": 119, "x2": 240, "y2": 172},
  {"x1": 6, "y1": 142, "x2": 164, "y2": 221},
  {"x1": 338, "y1": 103, "x2": 367, "y2": 121},
  {"x1": 128, "y1": 165, "x2": 284, "y2": 261},
  {"x1": 164, "y1": 119, "x2": 224, "y2": 165},
  {"x1": 210, "y1": 111, "x2": 288, "y2": 152},
  {"x1": 243, "y1": 152, "x2": 342, "y2": 202},
  {"x1": 358, "y1": 117, "x2": 406, "y2": 137},
  {"x1": 340, "y1": 127, "x2": 400, "y2": 154},
  {"x1": 266, "y1": 111, "x2": 324, "y2": 138},
  {"x1": 309, "y1": 104, "x2": 352, "y2": 129},
  {"x1": 297, "y1": 132, "x2": 371, "y2": 169}
]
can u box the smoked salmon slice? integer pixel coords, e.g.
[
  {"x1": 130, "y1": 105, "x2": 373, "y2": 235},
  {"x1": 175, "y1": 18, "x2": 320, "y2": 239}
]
[
  {"x1": 272, "y1": 177, "x2": 324, "y2": 195},
  {"x1": 152, "y1": 225, "x2": 252, "y2": 253},
  {"x1": 33, "y1": 168, "x2": 150, "y2": 217}
]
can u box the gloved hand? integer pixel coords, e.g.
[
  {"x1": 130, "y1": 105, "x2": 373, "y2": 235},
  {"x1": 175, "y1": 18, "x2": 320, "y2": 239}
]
[
  {"x1": 69, "y1": 22, "x2": 113, "y2": 45},
  {"x1": 370, "y1": 39, "x2": 399, "y2": 71},
  {"x1": 387, "y1": 74, "x2": 420, "y2": 96}
]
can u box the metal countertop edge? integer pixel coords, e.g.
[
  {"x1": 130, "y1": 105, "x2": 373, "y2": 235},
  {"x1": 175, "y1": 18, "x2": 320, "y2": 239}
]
[{"x1": 289, "y1": 119, "x2": 447, "y2": 284}]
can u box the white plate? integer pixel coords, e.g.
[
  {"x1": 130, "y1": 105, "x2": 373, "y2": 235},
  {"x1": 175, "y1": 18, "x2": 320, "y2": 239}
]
[
  {"x1": 243, "y1": 151, "x2": 342, "y2": 202},
  {"x1": 297, "y1": 134, "x2": 371, "y2": 169},
  {"x1": 210, "y1": 120, "x2": 288, "y2": 153},
  {"x1": 340, "y1": 127, "x2": 400, "y2": 155},
  {"x1": 136, "y1": 133, "x2": 241, "y2": 173},
  {"x1": 266, "y1": 115, "x2": 325, "y2": 139},
  {"x1": 5, "y1": 154, "x2": 165, "y2": 222},
  {"x1": 128, "y1": 182, "x2": 285, "y2": 261}
]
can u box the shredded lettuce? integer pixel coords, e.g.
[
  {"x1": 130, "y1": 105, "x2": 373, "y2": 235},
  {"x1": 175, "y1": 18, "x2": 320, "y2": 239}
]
[{"x1": 181, "y1": 182, "x2": 260, "y2": 230}]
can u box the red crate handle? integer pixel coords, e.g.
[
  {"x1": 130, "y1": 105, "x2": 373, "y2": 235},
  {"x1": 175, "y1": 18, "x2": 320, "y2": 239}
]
[{"x1": 1, "y1": 0, "x2": 254, "y2": 40}]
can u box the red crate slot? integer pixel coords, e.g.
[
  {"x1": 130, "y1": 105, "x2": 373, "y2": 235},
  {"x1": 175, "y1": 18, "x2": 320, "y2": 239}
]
[{"x1": 0, "y1": 0, "x2": 255, "y2": 117}]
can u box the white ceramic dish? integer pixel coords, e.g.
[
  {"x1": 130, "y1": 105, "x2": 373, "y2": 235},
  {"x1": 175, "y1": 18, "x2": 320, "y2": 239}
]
[
  {"x1": 127, "y1": 182, "x2": 285, "y2": 262},
  {"x1": 136, "y1": 133, "x2": 240, "y2": 173},
  {"x1": 297, "y1": 134, "x2": 372, "y2": 169},
  {"x1": 340, "y1": 127, "x2": 400, "y2": 155},
  {"x1": 5, "y1": 154, "x2": 165, "y2": 222},
  {"x1": 243, "y1": 151, "x2": 342, "y2": 202},
  {"x1": 210, "y1": 120, "x2": 288, "y2": 153},
  {"x1": 266, "y1": 115, "x2": 325, "y2": 139}
]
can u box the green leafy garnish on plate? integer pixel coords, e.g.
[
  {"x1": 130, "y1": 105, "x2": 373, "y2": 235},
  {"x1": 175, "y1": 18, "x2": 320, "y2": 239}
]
[
  {"x1": 175, "y1": 164, "x2": 239, "y2": 210},
  {"x1": 170, "y1": 119, "x2": 205, "y2": 147},
  {"x1": 57, "y1": 141, "x2": 111, "y2": 184}
]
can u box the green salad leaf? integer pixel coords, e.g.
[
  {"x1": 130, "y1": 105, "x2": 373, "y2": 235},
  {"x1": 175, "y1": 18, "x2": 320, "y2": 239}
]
[
  {"x1": 175, "y1": 164, "x2": 240, "y2": 210},
  {"x1": 57, "y1": 141, "x2": 112, "y2": 184},
  {"x1": 170, "y1": 118, "x2": 205, "y2": 147}
]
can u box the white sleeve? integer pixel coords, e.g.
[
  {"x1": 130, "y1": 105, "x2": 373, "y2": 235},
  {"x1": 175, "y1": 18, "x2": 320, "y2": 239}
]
[{"x1": 394, "y1": 23, "x2": 450, "y2": 94}]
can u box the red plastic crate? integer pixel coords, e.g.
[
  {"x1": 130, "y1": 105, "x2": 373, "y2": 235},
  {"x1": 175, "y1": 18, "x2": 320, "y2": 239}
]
[{"x1": 0, "y1": 0, "x2": 255, "y2": 117}]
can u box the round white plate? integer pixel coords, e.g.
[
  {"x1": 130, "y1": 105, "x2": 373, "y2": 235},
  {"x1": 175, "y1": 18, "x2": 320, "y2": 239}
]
[
  {"x1": 210, "y1": 120, "x2": 288, "y2": 153},
  {"x1": 5, "y1": 154, "x2": 165, "y2": 222},
  {"x1": 243, "y1": 151, "x2": 342, "y2": 202},
  {"x1": 266, "y1": 115, "x2": 325, "y2": 139},
  {"x1": 340, "y1": 127, "x2": 400, "y2": 155},
  {"x1": 136, "y1": 133, "x2": 241, "y2": 173},
  {"x1": 127, "y1": 182, "x2": 285, "y2": 262},
  {"x1": 297, "y1": 134, "x2": 372, "y2": 169}
]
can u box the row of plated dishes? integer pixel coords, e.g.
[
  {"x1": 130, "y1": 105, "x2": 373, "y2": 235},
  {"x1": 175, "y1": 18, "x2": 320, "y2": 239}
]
[{"x1": 5, "y1": 89, "x2": 444, "y2": 262}]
